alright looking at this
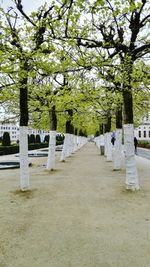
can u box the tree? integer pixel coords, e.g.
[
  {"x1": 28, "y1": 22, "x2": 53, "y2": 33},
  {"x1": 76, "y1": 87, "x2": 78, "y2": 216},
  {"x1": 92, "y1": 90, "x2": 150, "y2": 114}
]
[
  {"x1": 57, "y1": 0, "x2": 150, "y2": 190},
  {"x1": 1, "y1": 0, "x2": 75, "y2": 188},
  {"x1": 35, "y1": 134, "x2": 41, "y2": 143},
  {"x1": 29, "y1": 134, "x2": 36, "y2": 144},
  {"x1": 2, "y1": 132, "x2": 11, "y2": 146},
  {"x1": 44, "y1": 135, "x2": 49, "y2": 143}
]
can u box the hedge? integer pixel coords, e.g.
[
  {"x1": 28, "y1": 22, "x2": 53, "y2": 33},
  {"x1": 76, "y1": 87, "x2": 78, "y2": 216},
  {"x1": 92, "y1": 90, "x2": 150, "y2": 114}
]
[
  {"x1": 0, "y1": 140, "x2": 63, "y2": 155},
  {"x1": 0, "y1": 145, "x2": 19, "y2": 155},
  {"x1": 0, "y1": 143, "x2": 48, "y2": 156},
  {"x1": 137, "y1": 140, "x2": 150, "y2": 149}
]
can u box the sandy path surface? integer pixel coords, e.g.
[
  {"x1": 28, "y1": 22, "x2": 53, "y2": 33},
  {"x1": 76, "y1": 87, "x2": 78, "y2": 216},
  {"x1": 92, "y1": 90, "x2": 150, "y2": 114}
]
[{"x1": 0, "y1": 142, "x2": 150, "y2": 267}]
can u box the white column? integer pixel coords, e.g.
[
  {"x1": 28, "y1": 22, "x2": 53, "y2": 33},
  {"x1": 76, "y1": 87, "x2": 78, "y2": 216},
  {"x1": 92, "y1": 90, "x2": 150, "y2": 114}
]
[
  {"x1": 19, "y1": 126, "x2": 29, "y2": 191},
  {"x1": 46, "y1": 130, "x2": 56, "y2": 170},
  {"x1": 123, "y1": 124, "x2": 139, "y2": 190},
  {"x1": 113, "y1": 129, "x2": 123, "y2": 170}
]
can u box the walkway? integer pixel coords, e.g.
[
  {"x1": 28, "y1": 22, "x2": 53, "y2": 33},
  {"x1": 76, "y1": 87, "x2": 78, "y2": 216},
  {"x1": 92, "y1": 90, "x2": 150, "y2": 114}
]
[
  {"x1": 137, "y1": 147, "x2": 150, "y2": 160},
  {"x1": 0, "y1": 142, "x2": 150, "y2": 267}
]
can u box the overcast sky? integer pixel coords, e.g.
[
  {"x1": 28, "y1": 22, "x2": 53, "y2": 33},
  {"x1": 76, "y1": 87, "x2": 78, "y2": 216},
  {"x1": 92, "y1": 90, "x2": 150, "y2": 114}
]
[{"x1": 0, "y1": 0, "x2": 48, "y2": 13}]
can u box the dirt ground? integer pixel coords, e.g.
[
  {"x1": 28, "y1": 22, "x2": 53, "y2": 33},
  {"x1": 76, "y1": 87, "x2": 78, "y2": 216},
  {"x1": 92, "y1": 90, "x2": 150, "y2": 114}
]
[{"x1": 0, "y1": 142, "x2": 150, "y2": 267}]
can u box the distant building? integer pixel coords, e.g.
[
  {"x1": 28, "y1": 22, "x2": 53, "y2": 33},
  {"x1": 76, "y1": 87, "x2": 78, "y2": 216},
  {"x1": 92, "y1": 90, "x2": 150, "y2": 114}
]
[
  {"x1": 0, "y1": 123, "x2": 49, "y2": 143},
  {"x1": 28, "y1": 128, "x2": 49, "y2": 142},
  {"x1": 134, "y1": 115, "x2": 150, "y2": 141},
  {"x1": 0, "y1": 123, "x2": 19, "y2": 142}
]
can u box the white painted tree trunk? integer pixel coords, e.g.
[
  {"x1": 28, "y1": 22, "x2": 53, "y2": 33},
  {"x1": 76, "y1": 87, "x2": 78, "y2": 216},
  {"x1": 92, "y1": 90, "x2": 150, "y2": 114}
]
[
  {"x1": 100, "y1": 135, "x2": 104, "y2": 146},
  {"x1": 46, "y1": 130, "x2": 56, "y2": 170},
  {"x1": 69, "y1": 134, "x2": 74, "y2": 155},
  {"x1": 94, "y1": 136, "x2": 98, "y2": 148},
  {"x1": 78, "y1": 136, "x2": 82, "y2": 149},
  {"x1": 19, "y1": 126, "x2": 29, "y2": 191},
  {"x1": 66, "y1": 134, "x2": 72, "y2": 157},
  {"x1": 99, "y1": 134, "x2": 104, "y2": 155},
  {"x1": 106, "y1": 132, "x2": 113, "y2": 161},
  {"x1": 80, "y1": 136, "x2": 86, "y2": 147},
  {"x1": 73, "y1": 135, "x2": 78, "y2": 152},
  {"x1": 113, "y1": 129, "x2": 123, "y2": 170},
  {"x1": 123, "y1": 124, "x2": 139, "y2": 190},
  {"x1": 104, "y1": 133, "x2": 107, "y2": 157},
  {"x1": 98, "y1": 136, "x2": 101, "y2": 148},
  {"x1": 76, "y1": 136, "x2": 80, "y2": 150},
  {"x1": 60, "y1": 133, "x2": 69, "y2": 161}
]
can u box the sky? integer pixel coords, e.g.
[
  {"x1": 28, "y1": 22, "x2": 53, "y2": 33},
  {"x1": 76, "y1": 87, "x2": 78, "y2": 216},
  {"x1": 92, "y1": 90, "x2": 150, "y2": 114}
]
[{"x1": 0, "y1": 0, "x2": 48, "y2": 13}]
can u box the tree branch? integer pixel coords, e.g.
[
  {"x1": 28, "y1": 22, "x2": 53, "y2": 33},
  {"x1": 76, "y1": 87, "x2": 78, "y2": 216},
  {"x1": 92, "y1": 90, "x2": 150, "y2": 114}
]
[{"x1": 14, "y1": 0, "x2": 37, "y2": 27}]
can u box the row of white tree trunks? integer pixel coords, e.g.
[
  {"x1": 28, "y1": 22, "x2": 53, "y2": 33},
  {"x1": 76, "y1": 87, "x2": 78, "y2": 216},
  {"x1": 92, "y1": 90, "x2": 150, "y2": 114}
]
[
  {"x1": 46, "y1": 132, "x2": 87, "y2": 169},
  {"x1": 19, "y1": 128, "x2": 87, "y2": 191},
  {"x1": 60, "y1": 134, "x2": 87, "y2": 162},
  {"x1": 95, "y1": 124, "x2": 139, "y2": 191},
  {"x1": 19, "y1": 125, "x2": 139, "y2": 191}
]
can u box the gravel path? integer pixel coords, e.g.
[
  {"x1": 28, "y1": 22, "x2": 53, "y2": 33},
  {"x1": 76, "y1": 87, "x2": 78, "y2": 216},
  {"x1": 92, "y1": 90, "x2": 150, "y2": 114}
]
[{"x1": 0, "y1": 142, "x2": 150, "y2": 267}]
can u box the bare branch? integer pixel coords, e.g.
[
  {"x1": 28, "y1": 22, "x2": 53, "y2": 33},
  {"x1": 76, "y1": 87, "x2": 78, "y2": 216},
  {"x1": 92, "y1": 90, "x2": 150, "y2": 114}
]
[{"x1": 14, "y1": 0, "x2": 37, "y2": 27}]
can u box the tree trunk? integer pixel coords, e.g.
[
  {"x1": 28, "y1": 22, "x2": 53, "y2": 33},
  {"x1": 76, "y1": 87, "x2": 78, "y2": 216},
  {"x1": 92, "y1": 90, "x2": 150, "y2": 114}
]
[
  {"x1": 66, "y1": 109, "x2": 74, "y2": 134},
  {"x1": 61, "y1": 109, "x2": 74, "y2": 160},
  {"x1": 123, "y1": 124, "x2": 139, "y2": 190},
  {"x1": 74, "y1": 128, "x2": 78, "y2": 135},
  {"x1": 19, "y1": 126, "x2": 29, "y2": 190},
  {"x1": 99, "y1": 123, "x2": 104, "y2": 135},
  {"x1": 105, "y1": 114, "x2": 111, "y2": 133},
  {"x1": 46, "y1": 130, "x2": 56, "y2": 170},
  {"x1": 60, "y1": 133, "x2": 70, "y2": 161},
  {"x1": 47, "y1": 106, "x2": 57, "y2": 170},
  {"x1": 123, "y1": 90, "x2": 133, "y2": 124},
  {"x1": 50, "y1": 105, "x2": 57, "y2": 130},
  {"x1": 106, "y1": 132, "x2": 112, "y2": 161},
  {"x1": 116, "y1": 106, "x2": 122, "y2": 129},
  {"x1": 104, "y1": 113, "x2": 112, "y2": 160},
  {"x1": 113, "y1": 129, "x2": 123, "y2": 170},
  {"x1": 113, "y1": 105, "x2": 123, "y2": 170},
  {"x1": 122, "y1": 57, "x2": 139, "y2": 190},
  {"x1": 19, "y1": 62, "x2": 29, "y2": 191}
]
